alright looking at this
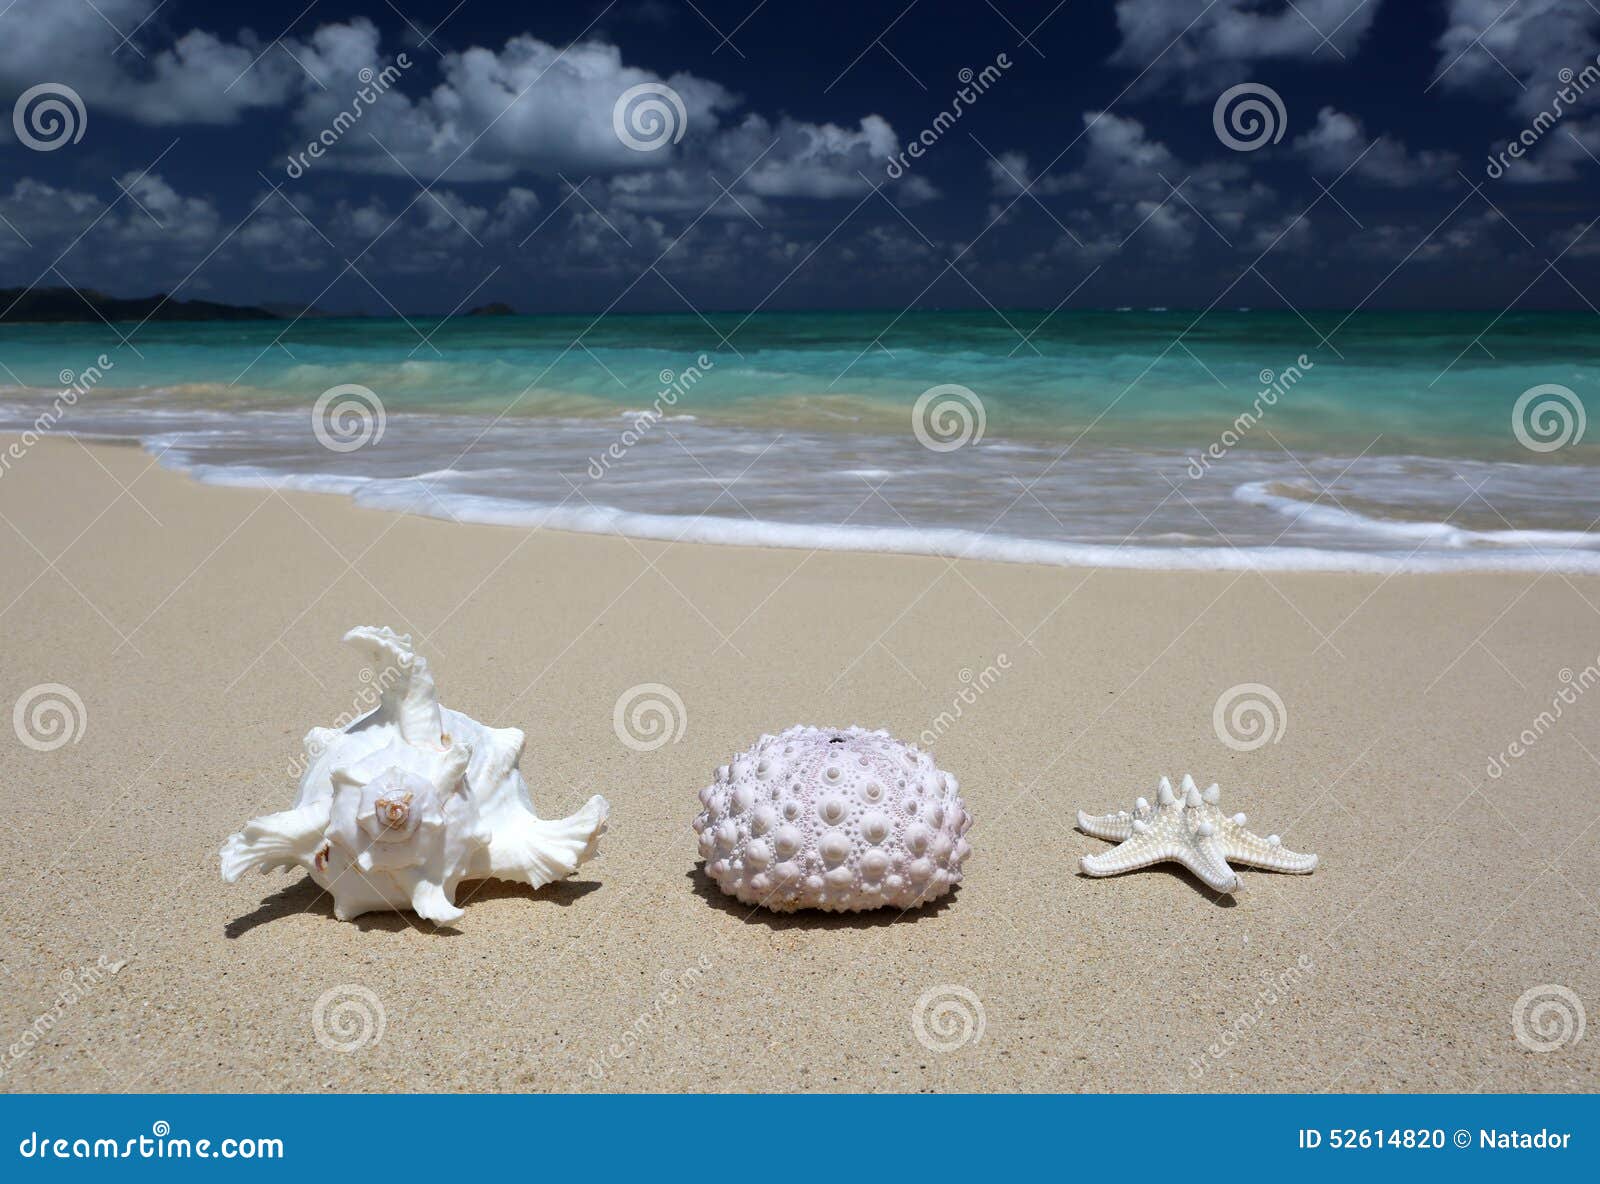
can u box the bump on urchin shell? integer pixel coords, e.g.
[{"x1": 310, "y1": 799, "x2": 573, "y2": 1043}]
[{"x1": 692, "y1": 725, "x2": 972, "y2": 912}]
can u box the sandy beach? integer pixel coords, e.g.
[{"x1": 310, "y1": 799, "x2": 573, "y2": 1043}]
[{"x1": 0, "y1": 433, "x2": 1595, "y2": 1093}]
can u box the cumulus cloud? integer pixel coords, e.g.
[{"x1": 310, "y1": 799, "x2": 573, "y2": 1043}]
[
  {"x1": 1066, "y1": 112, "x2": 1275, "y2": 234},
  {"x1": 984, "y1": 113, "x2": 1280, "y2": 259},
  {"x1": 0, "y1": 171, "x2": 544, "y2": 282},
  {"x1": 291, "y1": 35, "x2": 738, "y2": 182},
  {"x1": 0, "y1": 0, "x2": 307, "y2": 125},
  {"x1": 0, "y1": 174, "x2": 223, "y2": 273},
  {"x1": 0, "y1": 4, "x2": 929, "y2": 215},
  {"x1": 1294, "y1": 107, "x2": 1460, "y2": 186},
  {"x1": 1435, "y1": 0, "x2": 1600, "y2": 118},
  {"x1": 1110, "y1": 0, "x2": 1379, "y2": 95},
  {"x1": 290, "y1": 33, "x2": 930, "y2": 206},
  {"x1": 1433, "y1": 1, "x2": 1600, "y2": 182}
]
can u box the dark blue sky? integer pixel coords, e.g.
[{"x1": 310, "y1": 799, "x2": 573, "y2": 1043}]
[{"x1": 2, "y1": 0, "x2": 1599, "y2": 313}]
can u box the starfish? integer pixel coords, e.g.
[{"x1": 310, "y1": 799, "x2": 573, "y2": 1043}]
[{"x1": 1076, "y1": 774, "x2": 1317, "y2": 894}]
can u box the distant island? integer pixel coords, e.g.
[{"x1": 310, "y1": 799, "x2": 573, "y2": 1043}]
[
  {"x1": 0, "y1": 289, "x2": 523, "y2": 323},
  {"x1": 0, "y1": 287, "x2": 280, "y2": 324}
]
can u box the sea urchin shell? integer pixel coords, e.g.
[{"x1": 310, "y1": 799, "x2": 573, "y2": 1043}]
[{"x1": 693, "y1": 725, "x2": 972, "y2": 912}]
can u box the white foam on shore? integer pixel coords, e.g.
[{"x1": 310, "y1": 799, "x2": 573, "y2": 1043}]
[
  {"x1": 1234, "y1": 481, "x2": 1600, "y2": 551},
  {"x1": 5, "y1": 399, "x2": 1598, "y2": 575},
  {"x1": 170, "y1": 462, "x2": 1600, "y2": 574}
]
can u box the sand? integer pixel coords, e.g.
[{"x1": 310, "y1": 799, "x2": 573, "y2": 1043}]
[{"x1": 0, "y1": 434, "x2": 1595, "y2": 1093}]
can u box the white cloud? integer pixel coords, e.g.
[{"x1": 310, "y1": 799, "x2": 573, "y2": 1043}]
[
  {"x1": 0, "y1": 5, "x2": 926, "y2": 210},
  {"x1": 0, "y1": 170, "x2": 545, "y2": 283},
  {"x1": 1435, "y1": 0, "x2": 1600, "y2": 118},
  {"x1": 0, "y1": 0, "x2": 306, "y2": 125},
  {"x1": 1066, "y1": 112, "x2": 1274, "y2": 232},
  {"x1": 1434, "y1": 1, "x2": 1600, "y2": 183},
  {"x1": 292, "y1": 36, "x2": 737, "y2": 182},
  {"x1": 292, "y1": 34, "x2": 930, "y2": 206},
  {"x1": 984, "y1": 113, "x2": 1281, "y2": 259},
  {"x1": 1294, "y1": 107, "x2": 1460, "y2": 186},
  {"x1": 1110, "y1": 0, "x2": 1379, "y2": 95}
]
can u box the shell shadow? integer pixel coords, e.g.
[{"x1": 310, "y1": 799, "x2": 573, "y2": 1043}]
[
  {"x1": 687, "y1": 863, "x2": 957, "y2": 930},
  {"x1": 224, "y1": 874, "x2": 603, "y2": 938}
]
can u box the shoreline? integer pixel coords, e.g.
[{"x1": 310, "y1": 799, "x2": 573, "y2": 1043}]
[
  {"x1": 5, "y1": 423, "x2": 1598, "y2": 575},
  {"x1": 0, "y1": 435, "x2": 1596, "y2": 1092}
]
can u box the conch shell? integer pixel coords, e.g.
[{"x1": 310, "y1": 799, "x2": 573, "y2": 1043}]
[{"x1": 221, "y1": 626, "x2": 609, "y2": 925}]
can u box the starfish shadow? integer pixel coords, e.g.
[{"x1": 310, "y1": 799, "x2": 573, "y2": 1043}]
[
  {"x1": 224, "y1": 874, "x2": 602, "y2": 937},
  {"x1": 1075, "y1": 860, "x2": 1240, "y2": 906},
  {"x1": 686, "y1": 863, "x2": 958, "y2": 930}
]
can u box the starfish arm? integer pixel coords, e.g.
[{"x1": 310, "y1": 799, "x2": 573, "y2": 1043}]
[
  {"x1": 1175, "y1": 835, "x2": 1242, "y2": 893},
  {"x1": 1076, "y1": 808, "x2": 1134, "y2": 842},
  {"x1": 1079, "y1": 834, "x2": 1176, "y2": 877},
  {"x1": 1223, "y1": 828, "x2": 1319, "y2": 873}
]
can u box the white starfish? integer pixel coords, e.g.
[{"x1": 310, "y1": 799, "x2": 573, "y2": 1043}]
[{"x1": 1076, "y1": 774, "x2": 1317, "y2": 894}]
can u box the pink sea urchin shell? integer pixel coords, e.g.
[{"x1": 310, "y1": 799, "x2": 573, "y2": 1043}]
[{"x1": 693, "y1": 725, "x2": 972, "y2": 912}]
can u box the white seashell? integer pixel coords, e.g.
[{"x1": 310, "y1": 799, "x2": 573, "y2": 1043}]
[
  {"x1": 221, "y1": 626, "x2": 609, "y2": 926},
  {"x1": 692, "y1": 725, "x2": 971, "y2": 913}
]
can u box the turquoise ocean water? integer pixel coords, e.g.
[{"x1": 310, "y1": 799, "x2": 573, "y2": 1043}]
[{"x1": 1, "y1": 309, "x2": 1596, "y2": 571}]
